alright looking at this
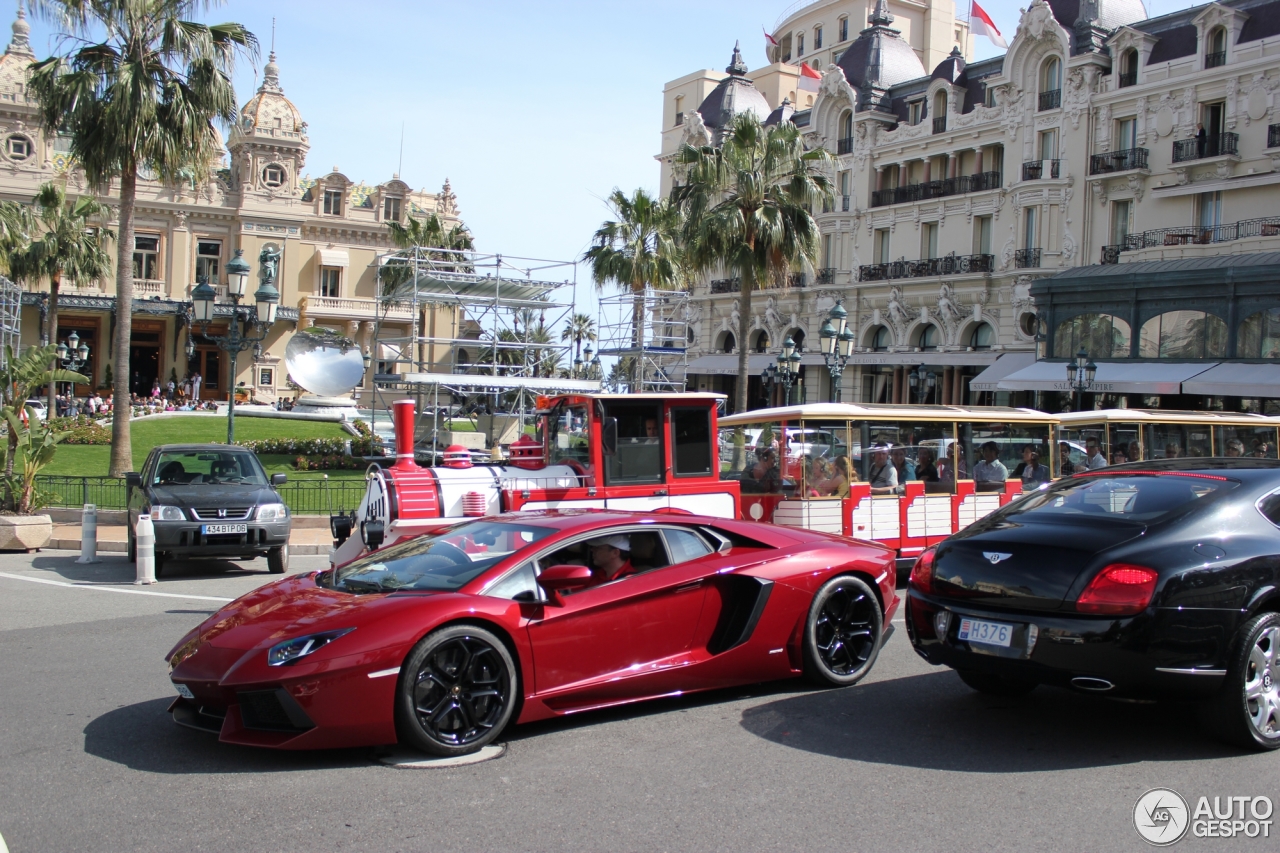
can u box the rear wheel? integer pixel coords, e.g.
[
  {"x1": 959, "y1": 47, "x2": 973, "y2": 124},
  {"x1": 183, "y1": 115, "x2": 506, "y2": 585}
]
[
  {"x1": 1199, "y1": 611, "x2": 1280, "y2": 751},
  {"x1": 956, "y1": 669, "x2": 1038, "y2": 696},
  {"x1": 153, "y1": 551, "x2": 167, "y2": 579},
  {"x1": 267, "y1": 544, "x2": 289, "y2": 574},
  {"x1": 395, "y1": 625, "x2": 517, "y2": 757},
  {"x1": 803, "y1": 575, "x2": 883, "y2": 687}
]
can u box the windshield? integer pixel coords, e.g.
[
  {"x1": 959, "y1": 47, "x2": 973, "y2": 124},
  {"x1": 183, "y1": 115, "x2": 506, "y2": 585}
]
[
  {"x1": 332, "y1": 520, "x2": 555, "y2": 593},
  {"x1": 153, "y1": 450, "x2": 268, "y2": 486},
  {"x1": 1000, "y1": 473, "x2": 1236, "y2": 523}
]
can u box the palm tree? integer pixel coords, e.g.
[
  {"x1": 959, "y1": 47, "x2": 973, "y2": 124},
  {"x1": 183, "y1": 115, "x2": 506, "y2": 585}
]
[
  {"x1": 584, "y1": 188, "x2": 683, "y2": 390},
  {"x1": 382, "y1": 212, "x2": 475, "y2": 293},
  {"x1": 0, "y1": 201, "x2": 32, "y2": 273},
  {"x1": 28, "y1": 0, "x2": 257, "y2": 477},
  {"x1": 8, "y1": 182, "x2": 114, "y2": 415},
  {"x1": 674, "y1": 112, "x2": 832, "y2": 416},
  {"x1": 560, "y1": 312, "x2": 596, "y2": 365}
]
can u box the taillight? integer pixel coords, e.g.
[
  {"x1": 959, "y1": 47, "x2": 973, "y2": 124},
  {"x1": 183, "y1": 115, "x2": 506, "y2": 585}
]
[
  {"x1": 908, "y1": 548, "x2": 937, "y2": 593},
  {"x1": 1076, "y1": 563, "x2": 1158, "y2": 615}
]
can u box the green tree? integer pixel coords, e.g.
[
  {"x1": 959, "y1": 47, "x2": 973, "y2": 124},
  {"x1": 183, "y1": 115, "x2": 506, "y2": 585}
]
[
  {"x1": 29, "y1": 0, "x2": 257, "y2": 476},
  {"x1": 584, "y1": 189, "x2": 682, "y2": 391},
  {"x1": 674, "y1": 112, "x2": 832, "y2": 416},
  {"x1": 0, "y1": 344, "x2": 86, "y2": 511},
  {"x1": 382, "y1": 212, "x2": 475, "y2": 294},
  {"x1": 560, "y1": 312, "x2": 596, "y2": 364},
  {"x1": 7, "y1": 182, "x2": 114, "y2": 415}
]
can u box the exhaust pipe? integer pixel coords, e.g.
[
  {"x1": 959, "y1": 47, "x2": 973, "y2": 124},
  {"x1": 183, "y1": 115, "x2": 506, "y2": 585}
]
[{"x1": 1071, "y1": 676, "x2": 1114, "y2": 692}]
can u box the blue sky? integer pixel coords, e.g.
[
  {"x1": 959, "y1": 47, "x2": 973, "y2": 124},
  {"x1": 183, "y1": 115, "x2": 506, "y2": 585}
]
[{"x1": 18, "y1": 0, "x2": 1205, "y2": 288}]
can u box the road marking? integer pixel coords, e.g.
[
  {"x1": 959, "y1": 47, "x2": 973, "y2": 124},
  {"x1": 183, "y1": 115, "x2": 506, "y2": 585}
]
[{"x1": 0, "y1": 571, "x2": 233, "y2": 602}]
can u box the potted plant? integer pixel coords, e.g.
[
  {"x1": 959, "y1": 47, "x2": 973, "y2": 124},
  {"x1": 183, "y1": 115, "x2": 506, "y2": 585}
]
[{"x1": 0, "y1": 344, "x2": 86, "y2": 550}]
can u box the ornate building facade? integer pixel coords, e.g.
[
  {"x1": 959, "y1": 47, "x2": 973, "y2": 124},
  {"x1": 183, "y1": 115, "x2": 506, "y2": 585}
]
[
  {"x1": 665, "y1": 0, "x2": 1280, "y2": 412},
  {"x1": 0, "y1": 7, "x2": 463, "y2": 402}
]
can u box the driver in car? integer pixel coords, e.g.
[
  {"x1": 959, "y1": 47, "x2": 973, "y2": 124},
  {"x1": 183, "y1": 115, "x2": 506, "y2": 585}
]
[{"x1": 588, "y1": 535, "x2": 635, "y2": 584}]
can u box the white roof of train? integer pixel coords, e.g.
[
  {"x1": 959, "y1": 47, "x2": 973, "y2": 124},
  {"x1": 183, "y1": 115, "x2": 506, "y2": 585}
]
[{"x1": 719, "y1": 402, "x2": 1057, "y2": 426}]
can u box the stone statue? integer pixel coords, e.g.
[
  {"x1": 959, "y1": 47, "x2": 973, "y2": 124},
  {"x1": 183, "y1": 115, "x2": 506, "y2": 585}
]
[
  {"x1": 936, "y1": 283, "x2": 964, "y2": 326},
  {"x1": 258, "y1": 244, "x2": 281, "y2": 284},
  {"x1": 887, "y1": 285, "x2": 912, "y2": 332}
]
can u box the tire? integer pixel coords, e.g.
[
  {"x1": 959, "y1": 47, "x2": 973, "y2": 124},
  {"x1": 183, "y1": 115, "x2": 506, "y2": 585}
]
[
  {"x1": 127, "y1": 527, "x2": 136, "y2": 563},
  {"x1": 267, "y1": 544, "x2": 289, "y2": 574},
  {"x1": 1199, "y1": 611, "x2": 1280, "y2": 751},
  {"x1": 396, "y1": 624, "x2": 518, "y2": 757},
  {"x1": 803, "y1": 575, "x2": 884, "y2": 687},
  {"x1": 153, "y1": 551, "x2": 167, "y2": 579},
  {"x1": 956, "y1": 669, "x2": 1038, "y2": 697}
]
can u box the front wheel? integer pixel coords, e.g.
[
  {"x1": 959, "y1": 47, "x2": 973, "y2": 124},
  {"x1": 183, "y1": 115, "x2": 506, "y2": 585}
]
[
  {"x1": 395, "y1": 625, "x2": 517, "y2": 757},
  {"x1": 803, "y1": 575, "x2": 883, "y2": 687},
  {"x1": 268, "y1": 544, "x2": 289, "y2": 574},
  {"x1": 1199, "y1": 611, "x2": 1280, "y2": 750}
]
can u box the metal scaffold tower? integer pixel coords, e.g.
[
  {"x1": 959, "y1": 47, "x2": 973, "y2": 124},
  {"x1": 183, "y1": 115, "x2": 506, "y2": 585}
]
[
  {"x1": 0, "y1": 275, "x2": 20, "y2": 366},
  {"x1": 597, "y1": 288, "x2": 688, "y2": 393},
  {"x1": 365, "y1": 246, "x2": 598, "y2": 451}
]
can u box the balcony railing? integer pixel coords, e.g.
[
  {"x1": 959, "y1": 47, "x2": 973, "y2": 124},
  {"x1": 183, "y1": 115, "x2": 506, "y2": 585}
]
[
  {"x1": 1205, "y1": 50, "x2": 1226, "y2": 68},
  {"x1": 306, "y1": 295, "x2": 415, "y2": 319},
  {"x1": 1100, "y1": 245, "x2": 1122, "y2": 265},
  {"x1": 841, "y1": 194, "x2": 850, "y2": 211},
  {"x1": 1038, "y1": 89, "x2": 1061, "y2": 111},
  {"x1": 932, "y1": 116, "x2": 947, "y2": 134},
  {"x1": 1172, "y1": 132, "x2": 1238, "y2": 163},
  {"x1": 836, "y1": 136, "x2": 854, "y2": 155},
  {"x1": 1118, "y1": 70, "x2": 1137, "y2": 88},
  {"x1": 135, "y1": 279, "x2": 164, "y2": 295},
  {"x1": 1014, "y1": 248, "x2": 1041, "y2": 269},
  {"x1": 869, "y1": 171, "x2": 1001, "y2": 208},
  {"x1": 1110, "y1": 216, "x2": 1280, "y2": 256},
  {"x1": 1089, "y1": 147, "x2": 1149, "y2": 174},
  {"x1": 1021, "y1": 159, "x2": 1062, "y2": 181},
  {"x1": 815, "y1": 268, "x2": 836, "y2": 284},
  {"x1": 857, "y1": 253, "x2": 994, "y2": 282},
  {"x1": 708, "y1": 273, "x2": 809, "y2": 294}
]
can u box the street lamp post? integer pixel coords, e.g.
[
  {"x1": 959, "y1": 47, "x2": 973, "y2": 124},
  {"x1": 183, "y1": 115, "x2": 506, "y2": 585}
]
[
  {"x1": 56, "y1": 330, "x2": 90, "y2": 399},
  {"x1": 187, "y1": 249, "x2": 281, "y2": 444},
  {"x1": 818, "y1": 299, "x2": 856, "y2": 402},
  {"x1": 1066, "y1": 347, "x2": 1098, "y2": 411},
  {"x1": 907, "y1": 364, "x2": 937, "y2": 404},
  {"x1": 776, "y1": 335, "x2": 803, "y2": 406}
]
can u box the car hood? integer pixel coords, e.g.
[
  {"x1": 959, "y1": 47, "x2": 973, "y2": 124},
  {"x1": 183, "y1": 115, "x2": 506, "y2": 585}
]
[
  {"x1": 149, "y1": 483, "x2": 279, "y2": 507},
  {"x1": 933, "y1": 518, "x2": 1147, "y2": 610}
]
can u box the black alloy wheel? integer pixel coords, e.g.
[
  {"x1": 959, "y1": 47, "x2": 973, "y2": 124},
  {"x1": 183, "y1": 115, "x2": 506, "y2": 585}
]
[
  {"x1": 803, "y1": 575, "x2": 883, "y2": 687},
  {"x1": 1200, "y1": 611, "x2": 1280, "y2": 751},
  {"x1": 396, "y1": 625, "x2": 517, "y2": 757}
]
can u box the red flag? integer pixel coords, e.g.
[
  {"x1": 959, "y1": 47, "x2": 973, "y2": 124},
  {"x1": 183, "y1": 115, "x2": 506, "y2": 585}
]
[
  {"x1": 970, "y1": 1, "x2": 1008, "y2": 49},
  {"x1": 764, "y1": 27, "x2": 779, "y2": 49},
  {"x1": 798, "y1": 62, "x2": 821, "y2": 92}
]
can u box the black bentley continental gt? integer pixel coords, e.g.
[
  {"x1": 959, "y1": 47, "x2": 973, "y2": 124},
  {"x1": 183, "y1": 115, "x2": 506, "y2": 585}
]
[{"x1": 907, "y1": 458, "x2": 1280, "y2": 750}]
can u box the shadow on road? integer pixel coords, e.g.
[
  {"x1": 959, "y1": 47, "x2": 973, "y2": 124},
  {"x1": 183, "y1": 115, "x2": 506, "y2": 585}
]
[
  {"x1": 739, "y1": 670, "x2": 1245, "y2": 770},
  {"x1": 82, "y1": 698, "x2": 372, "y2": 774},
  {"x1": 32, "y1": 553, "x2": 279, "y2": 584}
]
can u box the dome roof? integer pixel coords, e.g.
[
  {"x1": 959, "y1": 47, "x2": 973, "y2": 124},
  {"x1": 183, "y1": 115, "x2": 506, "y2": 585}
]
[
  {"x1": 931, "y1": 46, "x2": 967, "y2": 85},
  {"x1": 764, "y1": 97, "x2": 795, "y2": 127},
  {"x1": 695, "y1": 43, "x2": 771, "y2": 136},
  {"x1": 239, "y1": 52, "x2": 305, "y2": 134},
  {"x1": 836, "y1": 0, "x2": 927, "y2": 100},
  {"x1": 0, "y1": 3, "x2": 34, "y2": 98},
  {"x1": 1049, "y1": 0, "x2": 1148, "y2": 33}
]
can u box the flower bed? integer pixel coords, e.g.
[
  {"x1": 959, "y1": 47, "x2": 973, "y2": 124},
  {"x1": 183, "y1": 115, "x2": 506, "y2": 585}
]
[
  {"x1": 293, "y1": 454, "x2": 367, "y2": 471},
  {"x1": 47, "y1": 416, "x2": 112, "y2": 445}
]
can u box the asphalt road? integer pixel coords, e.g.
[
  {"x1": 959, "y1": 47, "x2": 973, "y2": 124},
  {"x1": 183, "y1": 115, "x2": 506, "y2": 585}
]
[{"x1": 0, "y1": 550, "x2": 1276, "y2": 853}]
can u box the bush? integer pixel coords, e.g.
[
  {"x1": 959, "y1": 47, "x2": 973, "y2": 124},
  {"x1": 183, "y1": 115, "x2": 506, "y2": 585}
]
[
  {"x1": 239, "y1": 423, "x2": 377, "y2": 457},
  {"x1": 292, "y1": 454, "x2": 366, "y2": 471},
  {"x1": 47, "y1": 415, "x2": 112, "y2": 445}
]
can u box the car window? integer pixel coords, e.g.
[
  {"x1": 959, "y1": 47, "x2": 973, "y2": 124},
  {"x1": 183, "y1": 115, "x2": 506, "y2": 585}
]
[
  {"x1": 1257, "y1": 491, "x2": 1280, "y2": 527},
  {"x1": 484, "y1": 560, "x2": 542, "y2": 600},
  {"x1": 152, "y1": 450, "x2": 268, "y2": 486},
  {"x1": 1005, "y1": 474, "x2": 1236, "y2": 523},
  {"x1": 664, "y1": 528, "x2": 713, "y2": 564}
]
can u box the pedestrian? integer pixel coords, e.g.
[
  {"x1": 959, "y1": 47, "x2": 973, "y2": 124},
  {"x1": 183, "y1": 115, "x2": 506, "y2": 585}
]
[{"x1": 192, "y1": 371, "x2": 202, "y2": 401}]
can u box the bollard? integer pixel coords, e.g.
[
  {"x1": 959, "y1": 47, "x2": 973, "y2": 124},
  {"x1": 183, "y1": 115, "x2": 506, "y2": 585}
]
[
  {"x1": 134, "y1": 514, "x2": 156, "y2": 585},
  {"x1": 76, "y1": 503, "x2": 101, "y2": 564}
]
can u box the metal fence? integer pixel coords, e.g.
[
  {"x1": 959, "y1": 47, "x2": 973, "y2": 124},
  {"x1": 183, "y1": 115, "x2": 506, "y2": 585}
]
[{"x1": 36, "y1": 475, "x2": 370, "y2": 515}]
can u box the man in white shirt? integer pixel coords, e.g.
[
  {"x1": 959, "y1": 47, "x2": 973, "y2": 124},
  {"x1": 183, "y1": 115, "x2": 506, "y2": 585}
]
[
  {"x1": 973, "y1": 441, "x2": 1009, "y2": 488},
  {"x1": 868, "y1": 445, "x2": 899, "y2": 495},
  {"x1": 1086, "y1": 437, "x2": 1108, "y2": 469}
]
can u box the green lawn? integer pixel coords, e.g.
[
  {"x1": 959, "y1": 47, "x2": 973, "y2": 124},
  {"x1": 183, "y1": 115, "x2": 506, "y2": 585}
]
[{"x1": 41, "y1": 415, "x2": 355, "y2": 477}]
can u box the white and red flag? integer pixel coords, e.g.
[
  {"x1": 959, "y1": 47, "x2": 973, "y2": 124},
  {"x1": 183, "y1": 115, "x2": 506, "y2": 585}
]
[
  {"x1": 970, "y1": 1, "x2": 1008, "y2": 49},
  {"x1": 798, "y1": 62, "x2": 822, "y2": 92},
  {"x1": 764, "y1": 27, "x2": 780, "y2": 51}
]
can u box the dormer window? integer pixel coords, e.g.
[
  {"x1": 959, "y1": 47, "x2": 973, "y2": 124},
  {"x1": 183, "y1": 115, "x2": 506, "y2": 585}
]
[
  {"x1": 261, "y1": 163, "x2": 286, "y2": 188},
  {"x1": 909, "y1": 100, "x2": 924, "y2": 126},
  {"x1": 1118, "y1": 49, "x2": 1138, "y2": 87},
  {"x1": 1038, "y1": 57, "x2": 1062, "y2": 111},
  {"x1": 383, "y1": 196, "x2": 402, "y2": 222},
  {"x1": 1206, "y1": 26, "x2": 1227, "y2": 68},
  {"x1": 323, "y1": 189, "x2": 343, "y2": 216}
]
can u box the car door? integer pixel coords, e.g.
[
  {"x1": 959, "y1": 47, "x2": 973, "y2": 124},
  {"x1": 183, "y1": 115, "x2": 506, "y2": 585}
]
[
  {"x1": 525, "y1": 526, "x2": 717, "y2": 706},
  {"x1": 128, "y1": 451, "x2": 157, "y2": 529}
]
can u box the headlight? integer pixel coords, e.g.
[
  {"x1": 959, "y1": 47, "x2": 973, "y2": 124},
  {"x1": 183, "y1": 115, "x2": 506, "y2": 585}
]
[
  {"x1": 267, "y1": 628, "x2": 354, "y2": 667},
  {"x1": 151, "y1": 505, "x2": 185, "y2": 521},
  {"x1": 257, "y1": 502, "x2": 288, "y2": 522}
]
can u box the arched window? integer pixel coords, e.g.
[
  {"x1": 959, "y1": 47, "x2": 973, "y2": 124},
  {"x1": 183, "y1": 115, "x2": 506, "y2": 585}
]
[
  {"x1": 838, "y1": 16, "x2": 849, "y2": 42},
  {"x1": 1238, "y1": 308, "x2": 1280, "y2": 358},
  {"x1": 456, "y1": 348, "x2": 470, "y2": 371},
  {"x1": 813, "y1": 25, "x2": 823, "y2": 50},
  {"x1": 1054, "y1": 313, "x2": 1132, "y2": 358},
  {"x1": 1119, "y1": 48, "x2": 1138, "y2": 87},
  {"x1": 1138, "y1": 311, "x2": 1227, "y2": 359},
  {"x1": 1207, "y1": 26, "x2": 1227, "y2": 67},
  {"x1": 796, "y1": 32, "x2": 805, "y2": 57},
  {"x1": 933, "y1": 90, "x2": 947, "y2": 117},
  {"x1": 718, "y1": 332, "x2": 735, "y2": 353},
  {"x1": 839, "y1": 110, "x2": 853, "y2": 140},
  {"x1": 969, "y1": 323, "x2": 995, "y2": 350},
  {"x1": 752, "y1": 330, "x2": 770, "y2": 353},
  {"x1": 1039, "y1": 57, "x2": 1061, "y2": 110},
  {"x1": 870, "y1": 325, "x2": 891, "y2": 352},
  {"x1": 918, "y1": 324, "x2": 941, "y2": 351}
]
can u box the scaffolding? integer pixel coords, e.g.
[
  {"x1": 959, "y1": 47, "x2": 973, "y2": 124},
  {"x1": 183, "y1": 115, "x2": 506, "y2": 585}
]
[
  {"x1": 366, "y1": 246, "x2": 596, "y2": 452},
  {"x1": 597, "y1": 288, "x2": 689, "y2": 393},
  {"x1": 0, "y1": 276, "x2": 20, "y2": 367}
]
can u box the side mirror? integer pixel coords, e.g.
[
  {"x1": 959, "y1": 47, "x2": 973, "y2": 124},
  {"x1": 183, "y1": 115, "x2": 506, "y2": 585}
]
[
  {"x1": 536, "y1": 564, "x2": 594, "y2": 604},
  {"x1": 125, "y1": 472, "x2": 141, "y2": 488},
  {"x1": 271, "y1": 473, "x2": 287, "y2": 486},
  {"x1": 601, "y1": 417, "x2": 618, "y2": 457}
]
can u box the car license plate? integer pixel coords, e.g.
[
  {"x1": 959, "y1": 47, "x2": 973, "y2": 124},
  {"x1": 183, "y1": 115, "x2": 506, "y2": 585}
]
[
  {"x1": 957, "y1": 617, "x2": 1014, "y2": 648},
  {"x1": 173, "y1": 682, "x2": 194, "y2": 700},
  {"x1": 202, "y1": 523, "x2": 247, "y2": 535}
]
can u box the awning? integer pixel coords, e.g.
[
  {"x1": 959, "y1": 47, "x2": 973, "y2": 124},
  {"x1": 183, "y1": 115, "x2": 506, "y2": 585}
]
[
  {"x1": 998, "y1": 361, "x2": 1217, "y2": 394},
  {"x1": 1181, "y1": 363, "x2": 1280, "y2": 398},
  {"x1": 317, "y1": 249, "x2": 349, "y2": 268},
  {"x1": 969, "y1": 352, "x2": 1039, "y2": 392},
  {"x1": 686, "y1": 354, "x2": 779, "y2": 375},
  {"x1": 377, "y1": 343, "x2": 402, "y2": 360}
]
